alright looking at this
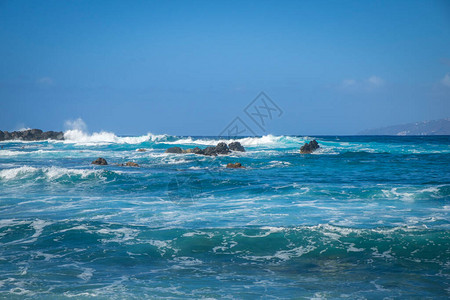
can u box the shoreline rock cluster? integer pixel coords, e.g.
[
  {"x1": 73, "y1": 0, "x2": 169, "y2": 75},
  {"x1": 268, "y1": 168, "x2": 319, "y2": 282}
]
[
  {"x1": 300, "y1": 140, "x2": 320, "y2": 154},
  {"x1": 165, "y1": 142, "x2": 245, "y2": 156},
  {"x1": 0, "y1": 129, "x2": 64, "y2": 141}
]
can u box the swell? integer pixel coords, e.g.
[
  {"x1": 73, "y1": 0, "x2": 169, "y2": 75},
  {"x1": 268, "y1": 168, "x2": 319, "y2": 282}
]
[
  {"x1": 0, "y1": 166, "x2": 121, "y2": 182},
  {"x1": 0, "y1": 220, "x2": 448, "y2": 264}
]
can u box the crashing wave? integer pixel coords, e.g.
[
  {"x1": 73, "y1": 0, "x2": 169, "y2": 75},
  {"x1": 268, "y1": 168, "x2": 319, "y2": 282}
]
[
  {"x1": 0, "y1": 166, "x2": 105, "y2": 180},
  {"x1": 63, "y1": 129, "x2": 169, "y2": 145}
]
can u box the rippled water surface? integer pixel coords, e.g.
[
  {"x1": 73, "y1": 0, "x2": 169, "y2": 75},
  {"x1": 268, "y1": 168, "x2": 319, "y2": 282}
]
[{"x1": 0, "y1": 133, "x2": 449, "y2": 298}]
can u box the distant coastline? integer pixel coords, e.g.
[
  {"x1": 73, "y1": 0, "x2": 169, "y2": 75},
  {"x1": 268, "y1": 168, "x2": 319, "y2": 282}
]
[
  {"x1": 359, "y1": 118, "x2": 450, "y2": 135},
  {"x1": 0, "y1": 129, "x2": 64, "y2": 141}
]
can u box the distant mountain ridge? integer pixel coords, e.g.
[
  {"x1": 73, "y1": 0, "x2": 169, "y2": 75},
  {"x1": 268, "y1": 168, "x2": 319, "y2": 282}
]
[{"x1": 359, "y1": 118, "x2": 450, "y2": 135}]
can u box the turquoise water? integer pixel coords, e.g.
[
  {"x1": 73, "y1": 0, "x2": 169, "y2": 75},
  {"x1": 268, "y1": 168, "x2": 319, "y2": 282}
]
[{"x1": 0, "y1": 133, "x2": 449, "y2": 299}]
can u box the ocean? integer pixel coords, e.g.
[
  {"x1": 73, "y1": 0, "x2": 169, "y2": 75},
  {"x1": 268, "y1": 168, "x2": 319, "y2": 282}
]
[{"x1": 0, "y1": 131, "x2": 449, "y2": 299}]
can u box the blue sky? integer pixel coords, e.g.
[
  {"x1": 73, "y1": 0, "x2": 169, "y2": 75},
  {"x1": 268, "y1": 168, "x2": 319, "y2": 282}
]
[{"x1": 0, "y1": 0, "x2": 449, "y2": 135}]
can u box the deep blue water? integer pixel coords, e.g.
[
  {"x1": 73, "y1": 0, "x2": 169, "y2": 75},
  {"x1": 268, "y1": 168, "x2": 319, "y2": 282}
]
[{"x1": 0, "y1": 133, "x2": 449, "y2": 299}]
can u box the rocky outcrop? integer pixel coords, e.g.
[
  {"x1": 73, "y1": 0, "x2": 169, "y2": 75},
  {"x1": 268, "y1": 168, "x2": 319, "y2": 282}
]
[
  {"x1": 166, "y1": 142, "x2": 244, "y2": 156},
  {"x1": 92, "y1": 157, "x2": 108, "y2": 165},
  {"x1": 300, "y1": 140, "x2": 320, "y2": 154},
  {"x1": 215, "y1": 142, "x2": 231, "y2": 155},
  {"x1": 137, "y1": 148, "x2": 147, "y2": 152},
  {"x1": 202, "y1": 142, "x2": 230, "y2": 156},
  {"x1": 226, "y1": 162, "x2": 245, "y2": 169},
  {"x1": 0, "y1": 129, "x2": 64, "y2": 141},
  {"x1": 125, "y1": 161, "x2": 139, "y2": 167},
  {"x1": 228, "y1": 142, "x2": 245, "y2": 152},
  {"x1": 165, "y1": 147, "x2": 183, "y2": 154}
]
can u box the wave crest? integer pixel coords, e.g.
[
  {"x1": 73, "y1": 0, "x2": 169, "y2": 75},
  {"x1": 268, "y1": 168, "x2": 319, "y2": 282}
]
[
  {"x1": 63, "y1": 129, "x2": 168, "y2": 145},
  {"x1": 0, "y1": 166, "x2": 104, "y2": 181}
]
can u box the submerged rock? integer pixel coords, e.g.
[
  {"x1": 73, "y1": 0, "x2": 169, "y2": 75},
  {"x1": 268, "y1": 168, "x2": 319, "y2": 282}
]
[
  {"x1": 228, "y1": 142, "x2": 245, "y2": 152},
  {"x1": 0, "y1": 129, "x2": 64, "y2": 141},
  {"x1": 92, "y1": 157, "x2": 108, "y2": 165},
  {"x1": 300, "y1": 140, "x2": 320, "y2": 154},
  {"x1": 226, "y1": 162, "x2": 245, "y2": 169},
  {"x1": 125, "y1": 161, "x2": 139, "y2": 167},
  {"x1": 165, "y1": 147, "x2": 183, "y2": 154},
  {"x1": 184, "y1": 147, "x2": 204, "y2": 154},
  {"x1": 137, "y1": 148, "x2": 147, "y2": 152}
]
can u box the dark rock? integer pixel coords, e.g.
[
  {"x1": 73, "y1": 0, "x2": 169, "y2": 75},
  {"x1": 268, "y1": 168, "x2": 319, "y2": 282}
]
[
  {"x1": 215, "y1": 142, "x2": 230, "y2": 155},
  {"x1": 92, "y1": 157, "x2": 108, "y2": 165},
  {"x1": 203, "y1": 146, "x2": 218, "y2": 156},
  {"x1": 137, "y1": 148, "x2": 147, "y2": 152},
  {"x1": 184, "y1": 147, "x2": 204, "y2": 154},
  {"x1": 165, "y1": 147, "x2": 183, "y2": 154},
  {"x1": 226, "y1": 162, "x2": 245, "y2": 169},
  {"x1": 165, "y1": 143, "x2": 231, "y2": 156},
  {"x1": 41, "y1": 131, "x2": 64, "y2": 140},
  {"x1": 0, "y1": 131, "x2": 3, "y2": 140},
  {"x1": 300, "y1": 140, "x2": 320, "y2": 154},
  {"x1": 125, "y1": 161, "x2": 139, "y2": 167},
  {"x1": 228, "y1": 142, "x2": 245, "y2": 152}
]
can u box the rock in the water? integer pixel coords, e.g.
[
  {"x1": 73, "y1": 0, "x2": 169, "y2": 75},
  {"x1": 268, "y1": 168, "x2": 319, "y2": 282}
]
[
  {"x1": 137, "y1": 148, "x2": 147, "y2": 152},
  {"x1": 165, "y1": 147, "x2": 183, "y2": 154},
  {"x1": 203, "y1": 146, "x2": 218, "y2": 156},
  {"x1": 300, "y1": 140, "x2": 320, "y2": 154},
  {"x1": 184, "y1": 147, "x2": 204, "y2": 154},
  {"x1": 215, "y1": 142, "x2": 231, "y2": 155},
  {"x1": 92, "y1": 157, "x2": 108, "y2": 165},
  {"x1": 226, "y1": 162, "x2": 244, "y2": 169},
  {"x1": 228, "y1": 142, "x2": 245, "y2": 152},
  {"x1": 0, "y1": 129, "x2": 64, "y2": 141},
  {"x1": 125, "y1": 161, "x2": 139, "y2": 167},
  {"x1": 166, "y1": 143, "x2": 231, "y2": 156}
]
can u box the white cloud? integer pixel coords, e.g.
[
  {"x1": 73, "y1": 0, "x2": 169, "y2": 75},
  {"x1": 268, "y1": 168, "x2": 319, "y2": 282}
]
[
  {"x1": 340, "y1": 76, "x2": 385, "y2": 91},
  {"x1": 367, "y1": 76, "x2": 384, "y2": 86},
  {"x1": 64, "y1": 118, "x2": 87, "y2": 132},
  {"x1": 441, "y1": 73, "x2": 450, "y2": 87},
  {"x1": 36, "y1": 77, "x2": 54, "y2": 86},
  {"x1": 342, "y1": 79, "x2": 356, "y2": 88}
]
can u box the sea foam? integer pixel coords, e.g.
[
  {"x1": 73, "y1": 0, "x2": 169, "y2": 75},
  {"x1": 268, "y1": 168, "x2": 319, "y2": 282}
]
[{"x1": 63, "y1": 129, "x2": 168, "y2": 145}]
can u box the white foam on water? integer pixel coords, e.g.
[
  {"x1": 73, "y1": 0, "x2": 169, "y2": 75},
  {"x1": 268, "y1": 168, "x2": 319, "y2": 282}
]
[
  {"x1": 63, "y1": 129, "x2": 168, "y2": 145},
  {"x1": 45, "y1": 166, "x2": 101, "y2": 179},
  {"x1": 172, "y1": 256, "x2": 203, "y2": 266},
  {"x1": 163, "y1": 134, "x2": 306, "y2": 148},
  {"x1": 0, "y1": 150, "x2": 30, "y2": 157},
  {"x1": 28, "y1": 219, "x2": 51, "y2": 243},
  {"x1": 346, "y1": 243, "x2": 365, "y2": 252},
  {"x1": 77, "y1": 267, "x2": 95, "y2": 281},
  {"x1": 148, "y1": 240, "x2": 172, "y2": 256},
  {"x1": 0, "y1": 166, "x2": 38, "y2": 179},
  {"x1": 98, "y1": 227, "x2": 139, "y2": 243},
  {"x1": 0, "y1": 166, "x2": 104, "y2": 181},
  {"x1": 243, "y1": 245, "x2": 316, "y2": 262}
]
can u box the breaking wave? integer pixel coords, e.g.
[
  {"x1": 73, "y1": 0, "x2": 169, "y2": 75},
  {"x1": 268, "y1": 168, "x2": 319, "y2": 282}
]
[{"x1": 63, "y1": 129, "x2": 169, "y2": 145}]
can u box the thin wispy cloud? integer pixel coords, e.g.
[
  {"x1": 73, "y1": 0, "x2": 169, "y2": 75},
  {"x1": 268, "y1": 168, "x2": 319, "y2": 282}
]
[
  {"x1": 367, "y1": 76, "x2": 384, "y2": 87},
  {"x1": 441, "y1": 73, "x2": 450, "y2": 87},
  {"x1": 342, "y1": 79, "x2": 356, "y2": 88},
  {"x1": 36, "y1": 77, "x2": 54, "y2": 87},
  {"x1": 340, "y1": 76, "x2": 385, "y2": 91}
]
